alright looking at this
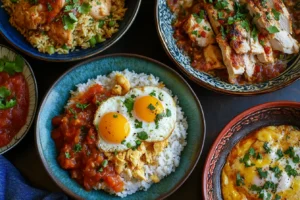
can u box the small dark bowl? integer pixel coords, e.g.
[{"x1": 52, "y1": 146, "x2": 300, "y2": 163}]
[
  {"x1": 202, "y1": 101, "x2": 300, "y2": 200},
  {"x1": 0, "y1": 0, "x2": 141, "y2": 62}
]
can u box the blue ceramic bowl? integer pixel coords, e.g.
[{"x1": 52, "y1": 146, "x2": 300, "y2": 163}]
[
  {"x1": 155, "y1": 0, "x2": 300, "y2": 95},
  {"x1": 0, "y1": 1, "x2": 141, "y2": 62},
  {"x1": 35, "y1": 54, "x2": 206, "y2": 199}
]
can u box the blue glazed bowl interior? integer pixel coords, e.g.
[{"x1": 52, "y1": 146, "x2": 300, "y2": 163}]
[
  {"x1": 0, "y1": 0, "x2": 140, "y2": 61},
  {"x1": 156, "y1": 0, "x2": 300, "y2": 93},
  {"x1": 36, "y1": 55, "x2": 205, "y2": 199}
]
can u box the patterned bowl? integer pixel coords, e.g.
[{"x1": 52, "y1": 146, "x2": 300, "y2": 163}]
[
  {"x1": 0, "y1": 44, "x2": 38, "y2": 154},
  {"x1": 155, "y1": 0, "x2": 300, "y2": 95},
  {"x1": 35, "y1": 54, "x2": 206, "y2": 199},
  {"x1": 202, "y1": 101, "x2": 300, "y2": 199},
  {"x1": 0, "y1": 0, "x2": 141, "y2": 62}
]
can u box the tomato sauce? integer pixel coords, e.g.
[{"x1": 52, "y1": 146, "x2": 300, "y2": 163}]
[
  {"x1": 51, "y1": 84, "x2": 124, "y2": 192},
  {"x1": 0, "y1": 72, "x2": 29, "y2": 147}
]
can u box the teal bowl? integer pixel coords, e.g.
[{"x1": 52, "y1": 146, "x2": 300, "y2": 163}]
[
  {"x1": 35, "y1": 54, "x2": 206, "y2": 199},
  {"x1": 155, "y1": 0, "x2": 300, "y2": 95}
]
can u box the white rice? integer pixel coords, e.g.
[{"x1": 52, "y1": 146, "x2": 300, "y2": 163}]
[{"x1": 68, "y1": 69, "x2": 188, "y2": 197}]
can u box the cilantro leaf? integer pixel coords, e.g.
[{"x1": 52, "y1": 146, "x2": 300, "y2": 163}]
[
  {"x1": 266, "y1": 26, "x2": 280, "y2": 34},
  {"x1": 137, "y1": 131, "x2": 148, "y2": 140},
  {"x1": 134, "y1": 119, "x2": 143, "y2": 128},
  {"x1": 76, "y1": 103, "x2": 89, "y2": 110},
  {"x1": 0, "y1": 86, "x2": 11, "y2": 98},
  {"x1": 124, "y1": 96, "x2": 135, "y2": 116},
  {"x1": 78, "y1": 2, "x2": 91, "y2": 14},
  {"x1": 257, "y1": 168, "x2": 268, "y2": 179},
  {"x1": 272, "y1": 8, "x2": 280, "y2": 21},
  {"x1": 236, "y1": 173, "x2": 245, "y2": 186}
]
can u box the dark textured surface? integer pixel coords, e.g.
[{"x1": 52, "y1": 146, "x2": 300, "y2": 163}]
[{"x1": 2, "y1": 0, "x2": 300, "y2": 199}]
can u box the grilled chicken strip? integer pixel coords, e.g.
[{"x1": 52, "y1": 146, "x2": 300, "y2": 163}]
[
  {"x1": 216, "y1": 34, "x2": 246, "y2": 83},
  {"x1": 205, "y1": 1, "x2": 251, "y2": 54},
  {"x1": 245, "y1": 0, "x2": 299, "y2": 54},
  {"x1": 183, "y1": 13, "x2": 216, "y2": 47}
]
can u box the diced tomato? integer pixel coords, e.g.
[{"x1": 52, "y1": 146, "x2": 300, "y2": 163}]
[
  {"x1": 218, "y1": 19, "x2": 225, "y2": 25},
  {"x1": 200, "y1": 31, "x2": 207, "y2": 37},
  {"x1": 264, "y1": 46, "x2": 271, "y2": 54}
]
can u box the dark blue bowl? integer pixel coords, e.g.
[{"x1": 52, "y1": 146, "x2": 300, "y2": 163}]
[{"x1": 0, "y1": 0, "x2": 141, "y2": 62}]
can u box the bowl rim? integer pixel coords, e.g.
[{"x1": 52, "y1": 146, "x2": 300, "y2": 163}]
[
  {"x1": 202, "y1": 101, "x2": 300, "y2": 200},
  {"x1": 0, "y1": 0, "x2": 142, "y2": 62},
  {"x1": 35, "y1": 53, "x2": 206, "y2": 199},
  {"x1": 154, "y1": 0, "x2": 300, "y2": 96},
  {"x1": 0, "y1": 44, "x2": 38, "y2": 154}
]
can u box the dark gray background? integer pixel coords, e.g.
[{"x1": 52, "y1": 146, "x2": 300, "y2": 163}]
[{"x1": 2, "y1": 0, "x2": 300, "y2": 199}]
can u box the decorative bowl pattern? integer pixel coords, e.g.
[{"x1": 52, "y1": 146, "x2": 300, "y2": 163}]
[
  {"x1": 0, "y1": 0, "x2": 141, "y2": 62},
  {"x1": 202, "y1": 101, "x2": 300, "y2": 200},
  {"x1": 0, "y1": 45, "x2": 38, "y2": 154},
  {"x1": 35, "y1": 54, "x2": 206, "y2": 199},
  {"x1": 155, "y1": 0, "x2": 300, "y2": 95}
]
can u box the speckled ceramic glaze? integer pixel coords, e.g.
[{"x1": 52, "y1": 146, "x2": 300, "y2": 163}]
[
  {"x1": 0, "y1": 45, "x2": 38, "y2": 154},
  {"x1": 35, "y1": 54, "x2": 206, "y2": 199},
  {"x1": 0, "y1": 0, "x2": 141, "y2": 62},
  {"x1": 155, "y1": 0, "x2": 300, "y2": 95},
  {"x1": 202, "y1": 101, "x2": 300, "y2": 200}
]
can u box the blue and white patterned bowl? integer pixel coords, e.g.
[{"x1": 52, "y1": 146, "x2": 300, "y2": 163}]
[
  {"x1": 0, "y1": 0, "x2": 141, "y2": 62},
  {"x1": 0, "y1": 44, "x2": 38, "y2": 154},
  {"x1": 155, "y1": 0, "x2": 300, "y2": 95},
  {"x1": 35, "y1": 54, "x2": 206, "y2": 199}
]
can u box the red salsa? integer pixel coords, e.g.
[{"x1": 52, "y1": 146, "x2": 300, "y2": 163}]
[
  {"x1": 51, "y1": 84, "x2": 124, "y2": 192},
  {"x1": 0, "y1": 71, "x2": 29, "y2": 147}
]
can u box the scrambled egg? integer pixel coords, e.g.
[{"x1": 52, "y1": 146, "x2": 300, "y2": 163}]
[
  {"x1": 104, "y1": 140, "x2": 168, "y2": 182},
  {"x1": 222, "y1": 125, "x2": 300, "y2": 200}
]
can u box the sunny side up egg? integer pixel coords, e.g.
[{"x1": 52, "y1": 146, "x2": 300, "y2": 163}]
[{"x1": 93, "y1": 86, "x2": 177, "y2": 152}]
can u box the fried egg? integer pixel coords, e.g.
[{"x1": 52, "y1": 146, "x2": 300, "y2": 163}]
[{"x1": 93, "y1": 86, "x2": 177, "y2": 152}]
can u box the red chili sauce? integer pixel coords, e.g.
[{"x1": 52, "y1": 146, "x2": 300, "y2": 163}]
[
  {"x1": 0, "y1": 72, "x2": 29, "y2": 147},
  {"x1": 51, "y1": 84, "x2": 124, "y2": 192}
]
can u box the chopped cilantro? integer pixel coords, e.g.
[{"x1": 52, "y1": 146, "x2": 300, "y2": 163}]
[
  {"x1": 251, "y1": 26, "x2": 258, "y2": 41},
  {"x1": 236, "y1": 173, "x2": 245, "y2": 186},
  {"x1": 69, "y1": 108, "x2": 77, "y2": 119},
  {"x1": 241, "y1": 20, "x2": 250, "y2": 32},
  {"x1": 99, "y1": 20, "x2": 105, "y2": 28},
  {"x1": 0, "y1": 55, "x2": 24, "y2": 75},
  {"x1": 263, "y1": 142, "x2": 271, "y2": 153},
  {"x1": 285, "y1": 165, "x2": 298, "y2": 177},
  {"x1": 113, "y1": 114, "x2": 118, "y2": 118},
  {"x1": 47, "y1": 3, "x2": 53, "y2": 11},
  {"x1": 63, "y1": 14, "x2": 77, "y2": 30},
  {"x1": 218, "y1": 11, "x2": 224, "y2": 19},
  {"x1": 102, "y1": 159, "x2": 108, "y2": 167},
  {"x1": 126, "y1": 143, "x2": 132, "y2": 148},
  {"x1": 227, "y1": 17, "x2": 235, "y2": 25},
  {"x1": 249, "y1": 148, "x2": 255, "y2": 156},
  {"x1": 272, "y1": 8, "x2": 280, "y2": 21},
  {"x1": 98, "y1": 167, "x2": 103, "y2": 172},
  {"x1": 266, "y1": 26, "x2": 280, "y2": 34},
  {"x1": 76, "y1": 103, "x2": 89, "y2": 110},
  {"x1": 147, "y1": 103, "x2": 156, "y2": 111},
  {"x1": 78, "y1": 2, "x2": 91, "y2": 14},
  {"x1": 276, "y1": 149, "x2": 284, "y2": 160},
  {"x1": 270, "y1": 166, "x2": 282, "y2": 178},
  {"x1": 121, "y1": 140, "x2": 126, "y2": 145},
  {"x1": 149, "y1": 90, "x2": 156, "y2": 97},
  {"x1": 257, "y1": 168, "x2": 268, "y2": 179},
  {"x1": 263, "y1": 181, "x2": 277, "y2": 192},
  {"x1": 137, "y1": 131, "x2": 148, "y2": 140},
  {"x1": 124, "y1": 96, "x2": 135, "y2": 116},
  {"x1": 0, "y1": 87, "x2": 16, "y2": 110},
  {"x1": 256, "y1": 153, "x2": 263, "y2": 160},
  {"x1": 134, "y1": 119, "x2": 143, "y2": 128},
  {"x1": 220, "y1": 26, "x2": 226, "y2": 39},
  {"x1": 74, "y1": 143, "x2": 82, "y2": 152},
  {"x1": 166, "y1": 109, "x2": 171, "y2": 117},
  {"x1": 65, "y1": 152, "x2": 71, "y2": 159},
  {"x1": 275, "y1": 194, "x2": 281, "y2": 200},
  {"x1": 215, "y1": 0, "x2": 229, "y2": 10},
  {"x1": 293, "y1": 155, "x2": 300, "y2": 163}
]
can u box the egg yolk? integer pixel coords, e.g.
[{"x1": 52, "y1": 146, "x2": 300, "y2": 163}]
[
  {"x1": 133, "y1": 96, "x2": 164, "y2": 122},
  {"x1": 99, "y1": 112, "x2": 130, "y2": 144}
]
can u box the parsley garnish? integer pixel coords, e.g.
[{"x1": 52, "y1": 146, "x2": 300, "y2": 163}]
[
  {"x1": 220, "y1": 26, "x2": 226, "y2": 39},
  {"x1": 251, "y1": 26, "x2": 258, "y2": 41},
  {"x1": 241, "y1": 20, "x2": 250, "y2": 32},
  {"x1": 113, "y1": 114, "x2": 118, "y2": 118},
  {"x1": 276, "y1": 149, "x2": 284, "y2": 160},
  {"x1": 149, "y1": 90, "x2": 156, "y2": 97},
  {"x1": 215, "y1": 0, "x2": 229, "y2": 10},
  {"x1": 102, "y1": 159, "x2": 108, "y2": 167},
  {"x1": 121, "y1": 140, "x2": 126, "y2": 145},
  {"x1": 275, "y1": 194, "x2": 281, "y2": 200},
  {"x1": 47, "y1": 3, "x2": 53, "y2": 11},
  {"x1": 166, "y1": 109, "x2": 172, "y2": 117},
  {"x1": 256, "y1": 153, "x2": 263, "y2": 160},
  {"x1": 0, "y1": 55, "x2": 24, "y2": 75},
  {"x1": 69, "y1": 108, "x2": 77, "y2": 119},
  {"x1": 137, "y1": 131, "x2": 148, "y2": 140}
]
